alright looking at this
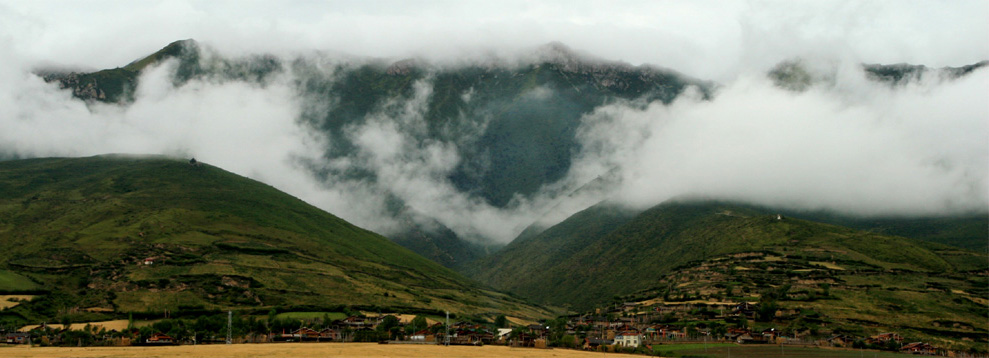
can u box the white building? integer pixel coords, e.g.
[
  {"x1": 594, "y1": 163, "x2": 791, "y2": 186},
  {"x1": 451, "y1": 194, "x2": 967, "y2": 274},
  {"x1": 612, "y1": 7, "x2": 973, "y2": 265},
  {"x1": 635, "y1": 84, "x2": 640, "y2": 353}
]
[
  {"x1": 496, "y1": 328, "x2": 513, "y2": 341},
  {"x1": 409, "y1": 329, "x2": 430, "y2": 341},
  {"x1": 614, "y1": 331, "x2": 643, "y2": 348}
]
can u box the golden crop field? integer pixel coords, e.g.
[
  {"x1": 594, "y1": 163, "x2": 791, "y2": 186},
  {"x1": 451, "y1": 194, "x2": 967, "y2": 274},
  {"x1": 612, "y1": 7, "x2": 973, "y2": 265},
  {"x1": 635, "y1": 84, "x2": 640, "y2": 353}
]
[
  {"x1": 0, "y1": 295, "x2": 34, "y2": 310},
  {"x1": 17, "y1": 320, "x2": 145, "y2": 332},
  {"x1": 0, "y1": 343, "x2": 640, "y2": 358}
]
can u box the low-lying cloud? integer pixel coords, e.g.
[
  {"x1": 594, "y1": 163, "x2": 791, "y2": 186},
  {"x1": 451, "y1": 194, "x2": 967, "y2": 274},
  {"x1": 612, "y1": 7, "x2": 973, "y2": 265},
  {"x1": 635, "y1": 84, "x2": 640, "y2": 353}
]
[
  {"x1": 571, "y1": 67, "x2": 988, "y2": 217},
  {"x1": 0, "y1": 1, "x2": 986, "y2": 244}
]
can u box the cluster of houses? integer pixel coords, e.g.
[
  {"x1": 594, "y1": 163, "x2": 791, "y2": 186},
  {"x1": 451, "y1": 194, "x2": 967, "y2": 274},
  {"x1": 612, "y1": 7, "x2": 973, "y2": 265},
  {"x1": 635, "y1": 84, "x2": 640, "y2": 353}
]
[
  {"x1": 264, "y1": 316, "x2": 496, "y2": 345},
  {"x1": 2, "y1": 331, "x2": 29, "y2": 344},
  {"x1": 557, "y1": 302, "x2": 760, "y2": 349},
  {"x1": 269, "y1": 315, "x2": 372, "y2": 342},
  {"x1": 557, "y1": 302, "x2": 951, "y2": 355},
  {"x1": 410, "y1": 322, "x2": 494, "y2": 345},
  {"x1": 827, "y1": 332, "x2": 904, "y2": 347},
  {"x1": 1, "y1": 307, "x2": 954, "y2": 355},
  {"x1": 827, "y1": 332, "x2": 944, "y2": 355}
]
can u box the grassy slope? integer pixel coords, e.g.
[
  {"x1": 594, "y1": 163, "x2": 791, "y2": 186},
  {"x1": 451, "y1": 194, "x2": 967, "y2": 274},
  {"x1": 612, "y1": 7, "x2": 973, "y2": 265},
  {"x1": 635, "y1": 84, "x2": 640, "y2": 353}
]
[
  {"x1": 784, "y1": 212, "x2": 988, "y2": 252},
  {"x1": 632, "y1": 245, "x2": 987, "y2": 350},
  {"x1": 0, "y1": 270, "x2": 39, "y2": 292},
  {"x1": 472, "y1": 200, "x2": 987, "y2": 349},
  {"x1": 470, "y1": 200, "x2": 985, "y2": 311},
  {"x1": 0, "y1": 156, "x2": 549, "y2": 322},
  {"x1": 466, "y1": 203, "x2": 640, "y2": 298},
  {"x1": 473, "y1": 201, "x2": 782, "y2": 307}
]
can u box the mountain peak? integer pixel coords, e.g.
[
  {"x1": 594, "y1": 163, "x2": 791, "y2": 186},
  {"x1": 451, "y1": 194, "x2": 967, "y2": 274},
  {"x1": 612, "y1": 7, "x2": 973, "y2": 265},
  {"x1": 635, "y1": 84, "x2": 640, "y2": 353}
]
[
  {"x1": 533, "y1": 41, "x2": 617, "y2": 70},
  {"x1": 123, "y1": 38, "x2": 200, "y2": 72}
]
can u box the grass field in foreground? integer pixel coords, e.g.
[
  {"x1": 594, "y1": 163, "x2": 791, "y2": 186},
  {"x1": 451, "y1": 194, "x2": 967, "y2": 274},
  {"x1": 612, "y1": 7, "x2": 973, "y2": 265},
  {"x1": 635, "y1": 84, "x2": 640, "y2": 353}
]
[
  {"x1": 0, "y1": 343, "x2": 638, "y2": 358},
  {"x1": 655, "y1": 344, "x2": 908, "y2": 358}
]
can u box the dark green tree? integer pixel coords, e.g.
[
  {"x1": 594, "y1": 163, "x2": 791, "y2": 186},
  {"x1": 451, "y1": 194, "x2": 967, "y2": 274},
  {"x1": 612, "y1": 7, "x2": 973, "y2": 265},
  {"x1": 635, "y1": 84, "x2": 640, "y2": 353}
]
[
  {"x1": 559, "y1": 334, "x2": 577, "y2": 348},
  {"x1": 407, "y1": 316, "x2": 427, "y2": 334},
  {"x1": 377, "y1": 315, "x2": 400, "y2": 332},
  {"x1": 757, "y1": 301, "x2": 779, "y2": 322},
  {"x1": 494, "y1": 315, "x2": 508, "y2": 329}
]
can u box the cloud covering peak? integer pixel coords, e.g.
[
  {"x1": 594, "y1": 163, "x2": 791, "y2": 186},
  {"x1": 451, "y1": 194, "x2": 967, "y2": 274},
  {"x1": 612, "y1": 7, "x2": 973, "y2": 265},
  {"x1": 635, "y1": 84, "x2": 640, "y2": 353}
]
[{"x1": 0, "y1": 1, "x2": 986, "y2": 244}]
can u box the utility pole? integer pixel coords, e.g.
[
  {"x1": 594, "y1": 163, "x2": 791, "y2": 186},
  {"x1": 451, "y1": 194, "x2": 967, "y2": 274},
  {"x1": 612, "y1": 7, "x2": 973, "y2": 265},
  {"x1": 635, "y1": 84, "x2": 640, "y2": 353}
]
[
  {"x1": 227, "y1": 311, "x2": 232, "y2": 345},
  {"x1": 445, "y1": 311, "x2": 450, "y2": 346}
]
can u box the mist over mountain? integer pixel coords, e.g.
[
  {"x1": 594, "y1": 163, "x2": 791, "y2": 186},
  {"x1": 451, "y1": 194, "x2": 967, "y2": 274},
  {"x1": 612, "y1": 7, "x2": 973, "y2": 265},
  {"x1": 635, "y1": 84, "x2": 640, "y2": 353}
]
[{"x1": 2, "y1": 37, "x2": 987, "y2": 256}]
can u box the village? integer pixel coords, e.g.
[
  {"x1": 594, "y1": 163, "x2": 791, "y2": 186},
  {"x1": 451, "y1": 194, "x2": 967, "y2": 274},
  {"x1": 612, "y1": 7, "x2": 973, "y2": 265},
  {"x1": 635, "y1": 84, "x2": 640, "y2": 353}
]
[{"x1": 0, "y1": 299, "x2": 958, "y2": 357}]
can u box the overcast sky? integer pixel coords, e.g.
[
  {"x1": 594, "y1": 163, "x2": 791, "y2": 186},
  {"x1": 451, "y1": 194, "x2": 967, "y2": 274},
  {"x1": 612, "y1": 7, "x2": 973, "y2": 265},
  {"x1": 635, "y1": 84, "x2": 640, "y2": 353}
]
[
  {"x1": 2, "y1": 0, "x2": 987, "y2": 80},
  {"x1": 0, "y1": 1, "x2": 986, "y2": 243}
]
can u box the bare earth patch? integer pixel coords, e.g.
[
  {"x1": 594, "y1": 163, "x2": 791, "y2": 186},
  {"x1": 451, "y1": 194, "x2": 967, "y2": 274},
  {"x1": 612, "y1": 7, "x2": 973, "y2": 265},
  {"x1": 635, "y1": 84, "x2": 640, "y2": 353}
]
[{"x1": 0, "y1": 343, "x2": 640, "y2": 358}]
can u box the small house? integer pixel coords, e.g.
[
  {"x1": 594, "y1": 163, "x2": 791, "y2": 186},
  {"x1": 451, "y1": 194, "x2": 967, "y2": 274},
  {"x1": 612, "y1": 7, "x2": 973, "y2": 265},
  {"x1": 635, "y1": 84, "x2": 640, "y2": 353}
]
[
  {"x1": 292, "y1": 327, "x2": 321, "y2": 340},
  {"x1": 4, "y1": 332, "x2": 29, "y2": 344},
  {"x1": 724, "y1": 327, "x2": 750, "y2": 340},
  {"x1": 337, "y1": 316, "x2": 367, "y2": 328},
  {"x1": 762, "y1": 328, "x2": 780, "y2": 341},
  {"x1": 827, "y1": 335, "x2": 851, "y2": 347},
  {"x1": 901, "y1": 342, "x2": 935, "y2": 355},
  {"x1": 737, "y1": 333, "x2": 767, "y2": 344},
  {"x1": 874, "y1": 332, "x2": 904, "y2": 343},
  {"x1": 614, "y1": 331, "x2": 643, "y2": 348},
  {"x1": 409, "y1": 329, "x2": 431, "y2": 342},
  {"x1": 496, "y1": 328, "x2": 512, "y2": 341},
  {"x1": 583, "y1": 338, "x2": 613, "y2": 350},
  {"x1": 146, "y1": 332, "x2": 174, "y2": 345},
  {"x1": 319, "y1": 328, "x2": 341, "y2": 341},
  {"x1": 731, "y1": 302, "x2": 759, "y2": 318}
]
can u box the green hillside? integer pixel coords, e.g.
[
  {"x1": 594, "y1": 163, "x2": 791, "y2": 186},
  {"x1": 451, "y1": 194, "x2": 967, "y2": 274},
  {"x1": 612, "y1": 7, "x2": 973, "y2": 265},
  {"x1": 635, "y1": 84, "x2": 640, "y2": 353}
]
[
  {"x1": 782, "y1": 212, "x2": 988, "y2": 252},
  {"x1": 470, "y1": 200, "x2": 987, "y2": 349},
  {"x1": 469, "y1": 200, "x2": 986, "y2": 310},
  {"x1": 618, "y1": 245, "x2": 988, "y2": 351},
  {"x1": 0, "y1": 156, "x2": 550, "y2": 326}
]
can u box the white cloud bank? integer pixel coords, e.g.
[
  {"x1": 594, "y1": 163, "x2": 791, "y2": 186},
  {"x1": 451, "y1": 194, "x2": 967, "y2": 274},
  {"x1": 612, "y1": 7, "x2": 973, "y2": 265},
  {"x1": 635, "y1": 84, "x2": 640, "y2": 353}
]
[
  {"x1": 0, "y1": 1, "x2": 986, "y2": 243},
  {"x1": 3, "y1": 0, "x2": 987, "y2": 80},
  {"x1": 572, "y1": 68, "x2": 988, "y2": 217}
]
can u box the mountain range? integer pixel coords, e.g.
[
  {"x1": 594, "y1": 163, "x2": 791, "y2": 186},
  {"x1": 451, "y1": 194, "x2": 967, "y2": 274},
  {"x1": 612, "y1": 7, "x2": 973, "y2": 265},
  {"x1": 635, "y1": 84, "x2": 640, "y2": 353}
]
[
  {"x1": 4, "y1": 40, "x2": 985, "y2": 349},
  {"x1": 37, "y1": 39, "x2": 988, "y2": 267}
]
